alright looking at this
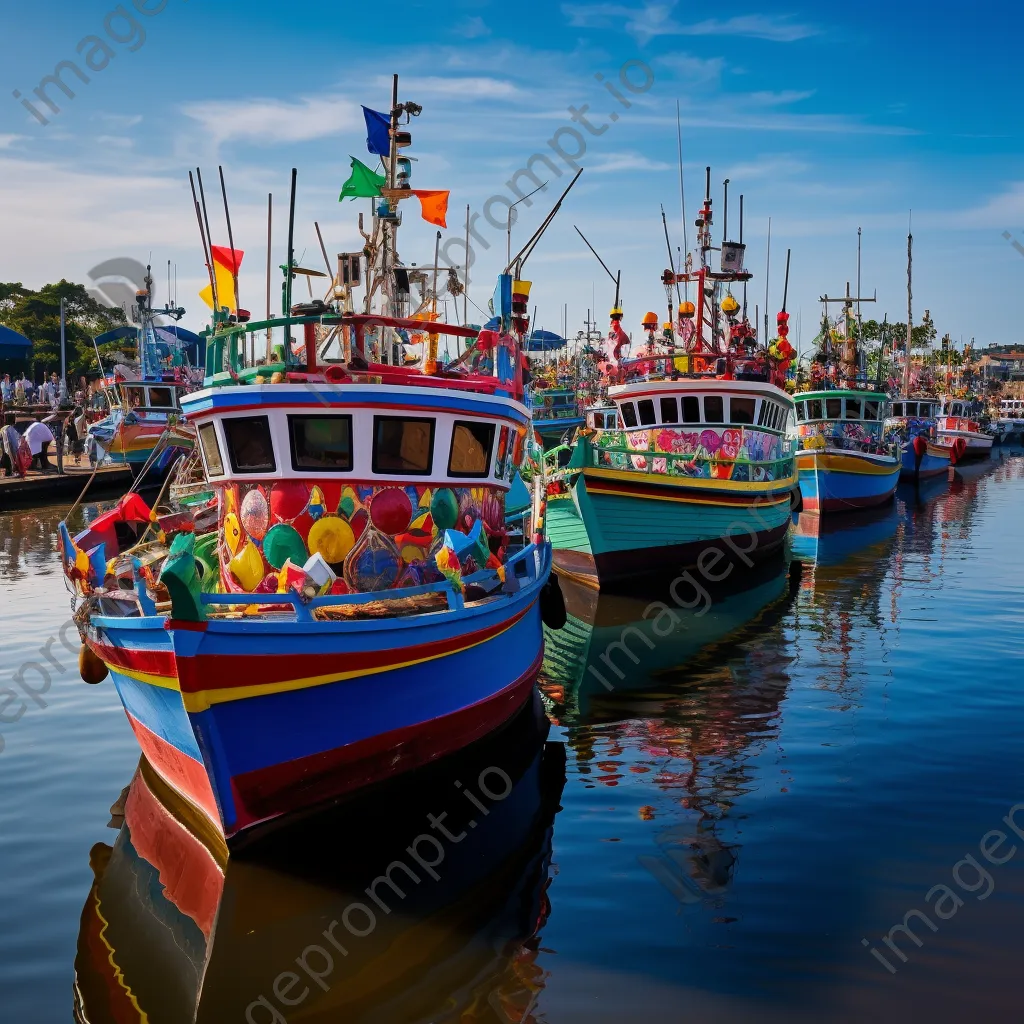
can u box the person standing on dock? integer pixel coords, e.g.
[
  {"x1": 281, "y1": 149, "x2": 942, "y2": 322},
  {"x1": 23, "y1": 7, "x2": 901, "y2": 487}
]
[
  {"x1": 1, "y1": 413, "x2": 23, "y2": 477},
  {"x1": 1, "y1": 375, "x2": 11, "y2": 404},
  {"x1": 15, "y1": 375, "x2": 27, "y2": 405},
  {"x1": 24, "y1": 416, "x2": 55, "y2": 472}
]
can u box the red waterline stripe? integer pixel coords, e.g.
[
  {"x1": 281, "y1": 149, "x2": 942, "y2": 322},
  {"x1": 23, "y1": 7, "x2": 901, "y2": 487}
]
[{"x1": 125, "y1": 713, "x2": 222, "y2": 832}]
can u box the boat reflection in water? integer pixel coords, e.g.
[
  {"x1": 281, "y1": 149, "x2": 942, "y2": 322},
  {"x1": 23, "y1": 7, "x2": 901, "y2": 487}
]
[
  {"x1": 541, "y1": 558, "x2": 801, "y2": 908},
  {"x1": 73, "y1": 695, "x2": 564, "y2": 1024}
]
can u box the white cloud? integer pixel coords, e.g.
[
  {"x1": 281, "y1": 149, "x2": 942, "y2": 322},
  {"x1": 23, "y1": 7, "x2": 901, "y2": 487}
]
[
  {"x1": 563, "y1": 3, "x2": 819, "y2": 44},
  {"x1": 180, "y1": 95, "x2": 362, "y2": 147},
  {"x1": 0, "y1": 135, "x2": 24, "y2": 149},
  {"x1": 377, "y1": 75, "x2": 521, "y2": 99},
  {"x1": 587, "y1": 152, "x2": 674, "y2": 173}
]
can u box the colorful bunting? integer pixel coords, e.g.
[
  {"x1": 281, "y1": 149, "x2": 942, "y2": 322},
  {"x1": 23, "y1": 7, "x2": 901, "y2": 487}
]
[
  {"x1": 361, "y1": 106, "x2": 391, "y2": 157},
  {"x1": 340, "y1": 157, "x2": 386, "y2": 201}
]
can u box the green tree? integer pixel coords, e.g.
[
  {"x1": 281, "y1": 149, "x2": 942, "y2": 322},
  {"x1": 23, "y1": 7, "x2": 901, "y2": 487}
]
[{"x1": 0, "y1": 280, "x2": 126, "y2": 381}]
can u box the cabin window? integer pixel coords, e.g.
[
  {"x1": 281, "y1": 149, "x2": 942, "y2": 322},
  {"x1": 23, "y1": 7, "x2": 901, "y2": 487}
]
[
  {"x1": 373, "y1": 416, "x2": 435, "y2": 475},
  {"x1": 123, "y1": 386, "x2": 145, "y2": 408},
  {"x1": 778, "y1": 408, "x2": 789, "y2": 431},
  {"x1": 845, "y1": 399, "x2": 862, "y2": 420},
  {"x1": 289, "y1": 415, "x2": 353, "y2": 472},
  {"x1": 796, "y1": 402, "x2": 806, "y2": 422},
  {"x1": 621, "y1": 402, "x2": 638, "y2": 428},
  {"x1": 826, "y1": 398, "x2": 842, "y2": 419},
  {"x1": 892, "y1": 403, "x2": 903, "y2": 417},
  {"x1": 682, "y1": 396, "x2": 700, "y2": 423},
  {"x1": 731, "y1": 397, "x2": 756, "y2": 424},
  {"x1": 864, "y1": 401, "x2": 880, "y2": 420},
  {"x1": 758, "y1": 400, "x2": 773, "y2": 427},
  {"x1": 807, "y1": 399, "x2": 823, "y2": 420},
  {"x1": 224, "y1": 415, "x2": 276, "y2": 474},
  {"x1": 449, "y1": 420, "x2": 496, "y2": 478},
  {"x1": 147, "y1": 387, "x2": 174, "y2": 409},
  {"x1": 704, "y1": 395, "x2": 724, "y2": 423},
  {"x1": 198, "y1": 423, "x2": 224, "y2": 477},
  {"x1": 637, "y1": 399, "x2": 657, "y2": 426},
  {"x1": 771, "y1": 404, "x2": 783, "y2": 430},
  {"x1": 660, "y1": 396, "x2": 679, "y2": 423},
  {"x1": 905, "y1": 402, "x2": 918, "y2": 417},
  {"x1": 495, "y1": 426, "x2": 511, "y2": 478}
]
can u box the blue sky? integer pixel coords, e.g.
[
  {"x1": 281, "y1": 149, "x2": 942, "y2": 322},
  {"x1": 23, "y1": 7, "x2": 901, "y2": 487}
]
[{"x1": 2, "y1": 0, "x2": 1023, "y2": 350}]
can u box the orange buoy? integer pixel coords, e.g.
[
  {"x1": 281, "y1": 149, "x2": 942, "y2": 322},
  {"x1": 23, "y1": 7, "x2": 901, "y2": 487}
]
[{"x1": 79, "y1": 644, "x2": 108, "y2": 685}]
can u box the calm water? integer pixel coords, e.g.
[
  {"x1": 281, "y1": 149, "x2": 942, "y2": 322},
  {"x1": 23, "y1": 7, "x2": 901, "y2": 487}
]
[{"x1": 2, "y1": 453, "x2": 1024, "y2": 1022}]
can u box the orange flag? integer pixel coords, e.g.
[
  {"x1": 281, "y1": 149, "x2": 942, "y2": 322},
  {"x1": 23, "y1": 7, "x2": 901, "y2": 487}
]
[{"x1": 411, "y1": 190, "x2": 449, "y2": 228}]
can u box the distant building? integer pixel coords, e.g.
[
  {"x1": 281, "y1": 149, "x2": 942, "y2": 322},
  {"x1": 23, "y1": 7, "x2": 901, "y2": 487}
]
[{"x1": 978, "y1": 348, "x2": 1024, "y2": 381}]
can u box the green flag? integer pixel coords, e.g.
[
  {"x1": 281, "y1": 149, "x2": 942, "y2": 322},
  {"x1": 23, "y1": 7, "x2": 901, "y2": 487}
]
[{"x1": 340, "y1": 157, "x2": 385, "y2": 201}]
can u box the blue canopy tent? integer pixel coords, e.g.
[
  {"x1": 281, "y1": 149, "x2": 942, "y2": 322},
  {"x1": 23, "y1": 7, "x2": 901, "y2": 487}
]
[
  {"x1": 0, "y1": 324, "x2": 32, "y2": 373},
  {"x1": 525, "y1": 329, "x2": 567, "y2": 353}
]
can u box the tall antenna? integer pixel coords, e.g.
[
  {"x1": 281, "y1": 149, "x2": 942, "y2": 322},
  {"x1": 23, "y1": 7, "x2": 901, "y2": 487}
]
[
  {"x1": 195, "y1": 168, "x2": 218, "y2": 309},
  {"x1": 464, "y1": 204, "x2": 470, "y2": 326},
  {"x1": 285, "y1": 168, "x2": 297, "y2": 317},
  {"x1": 218, "y1": 166, "x2": 241, "y2": 320},
  {"x1": 764, "y1": 216, "x2": 772, "y2": 341},
  {"x1": 188, "y1": 171, "x2": 217, "y2": 310},
  {"x1": 905, "y1": 213, "x2": 913, "y2": 394},
  {"x1": 265, "y1": 193, "x2": 272, "y2": 361},
  {"x1": 740, "y1": 194, "x2": 746, "y2": 317},
  {"x1": 675, "y1": 99, "x2": 687, "y2": 300}
]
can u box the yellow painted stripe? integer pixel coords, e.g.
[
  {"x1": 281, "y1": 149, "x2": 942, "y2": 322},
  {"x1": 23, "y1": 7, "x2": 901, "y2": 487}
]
[
  {"x1": 585, "y1": 483, "x2": 794, "y2": 508},
  {"x1": 583, "y1": 466, "x2": 798, "y2": 494},
  {"x1": 796, "y1": 452, "x2": 900, "y2": 476},
  {"x1": 104, "y1": 612, "x2": 526, "y2": 713},
  {"x1": 108, "y1": 666, "x2": 181, "y2": 691},
  {"x1": 92, "y1": 890, "x2": 151, "y2": 1023}
]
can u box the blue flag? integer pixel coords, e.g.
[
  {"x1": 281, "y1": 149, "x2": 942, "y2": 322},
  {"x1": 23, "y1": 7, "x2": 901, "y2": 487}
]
[{"x1": 361, "y1": 106, "x2": 391, "y2": 157}]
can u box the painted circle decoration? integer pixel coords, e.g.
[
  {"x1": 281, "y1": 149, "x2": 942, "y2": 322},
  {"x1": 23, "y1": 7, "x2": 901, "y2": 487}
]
[
  {"x1": 430, "y1": 488, "x2": 459, "y2": 532},
  {"x1": 263, "y1": 523, "x2": 308, "y2": 570},
  {"x1": 270, "y1": 482, "x2": 310, "y2": 523},
  {"x1": 308, "y1": 516, "x2": 356, "y2": 564},
  {"x1": 240, "y1": 488, "x2": 270, "y2": 541},
  {"x1": 369, "y1": 487, "x2": 413, "y2": 536}
]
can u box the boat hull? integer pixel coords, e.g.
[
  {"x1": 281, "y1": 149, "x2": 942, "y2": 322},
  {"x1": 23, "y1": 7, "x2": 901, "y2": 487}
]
[
  {"x1": 899, "y1": 441, "x2": 952, "y2": 480},
  {"x1": 937, "y1": 429, "x2": 992, "y2": 460},
  {"x1": 796, "y1": 450, "x2": 901, "y2": 514},
  {"x1": 549, "y1": 470, "x2": 794, "y2": 589},
  {"x1": 87, "y1": 571, "x2": 547, "y2": 845}
]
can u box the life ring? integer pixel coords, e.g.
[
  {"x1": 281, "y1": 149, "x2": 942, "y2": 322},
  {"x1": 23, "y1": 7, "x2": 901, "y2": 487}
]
[{"x1": 325, "y1": 364, "x2": 350, "y2": 384}]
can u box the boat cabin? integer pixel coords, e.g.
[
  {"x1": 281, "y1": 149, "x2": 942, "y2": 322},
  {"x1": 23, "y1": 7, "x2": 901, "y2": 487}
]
[
  {"x1": 580, "y1": 379, "x2": 796, "y2": 484},
  {"x1": 889, "y1": 399, "x2": 938, "y2": 420},
  {"x1": 613, "y1": 381, "x2": 792, "y2": 434},
  {"x1": 530, "y1": 387, "x2": 582, "y2": 425},
  {"x1": 999, "y1": 399, "x2": 1024, "y2": 418},
  {"x1": 185, "y1": 379, "x2": 530, "y2": 598},
  {"x1": 793, "y1": 390, "x2": 892, "y2": 454},
  {"x1": 117, "y1": 381, "x2": 185, "y2": 416},
  {"x1": 585, "y1": 404, "x2": 619, "y2": 430}
]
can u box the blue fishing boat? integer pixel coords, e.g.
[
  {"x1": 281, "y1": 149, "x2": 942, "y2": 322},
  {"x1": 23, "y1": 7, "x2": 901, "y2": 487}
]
[
  {"x1": 87, "y1": 269, "x2": 197, "y2": 472},
  {"x1": 886, "y1": 396, "x2": 957, "y2": 480},
  {"x1": 59, "y1": 83, "x2": 557, "y2": 846}
]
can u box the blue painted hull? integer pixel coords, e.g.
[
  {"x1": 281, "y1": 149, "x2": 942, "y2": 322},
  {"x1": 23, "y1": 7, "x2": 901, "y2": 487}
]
[{"x1": 87, "y1": 547, "x2": 551, "y2": 843}]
